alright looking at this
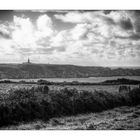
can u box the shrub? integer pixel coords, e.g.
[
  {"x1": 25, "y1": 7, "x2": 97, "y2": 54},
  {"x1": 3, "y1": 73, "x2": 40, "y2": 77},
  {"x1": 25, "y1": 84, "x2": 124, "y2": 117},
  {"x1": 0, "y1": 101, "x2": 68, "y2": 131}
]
[
  {"x1": 0, "y1": 86, "x2": 140, "y2": 127},
  {"x1": 37, "y1": 80, "x2": 51, "y2": 85}
]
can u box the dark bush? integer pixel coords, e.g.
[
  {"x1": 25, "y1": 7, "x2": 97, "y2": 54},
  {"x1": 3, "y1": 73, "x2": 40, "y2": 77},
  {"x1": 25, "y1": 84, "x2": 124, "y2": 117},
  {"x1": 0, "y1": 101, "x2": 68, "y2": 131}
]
[{"x1": 37, "y1": 79, "x2": 51, "y2": 85}]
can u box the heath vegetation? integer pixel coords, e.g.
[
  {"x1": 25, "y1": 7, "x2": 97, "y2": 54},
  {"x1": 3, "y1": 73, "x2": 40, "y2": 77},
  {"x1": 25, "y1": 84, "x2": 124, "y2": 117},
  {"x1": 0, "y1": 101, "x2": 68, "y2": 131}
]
[{"x1": 0, "y1": 84, "x2": 140, "y2": 127}]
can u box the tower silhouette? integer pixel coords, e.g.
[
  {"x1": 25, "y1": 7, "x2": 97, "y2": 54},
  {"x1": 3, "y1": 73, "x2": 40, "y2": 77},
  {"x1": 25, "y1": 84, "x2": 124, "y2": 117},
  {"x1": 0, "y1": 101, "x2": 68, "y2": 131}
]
[{"x1": 28, "y1": 58, "x2": 30, "y2": 63}]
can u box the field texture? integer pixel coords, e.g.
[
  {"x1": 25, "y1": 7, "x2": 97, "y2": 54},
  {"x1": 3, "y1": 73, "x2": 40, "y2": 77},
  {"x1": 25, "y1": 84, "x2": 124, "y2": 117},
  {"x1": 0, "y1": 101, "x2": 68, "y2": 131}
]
[
  {"x1": 0, "y1": 83, "x2": 138, "y2": 93},
  {"x1": 0, "y1": 83, "x2": 140, "y2": 129}
]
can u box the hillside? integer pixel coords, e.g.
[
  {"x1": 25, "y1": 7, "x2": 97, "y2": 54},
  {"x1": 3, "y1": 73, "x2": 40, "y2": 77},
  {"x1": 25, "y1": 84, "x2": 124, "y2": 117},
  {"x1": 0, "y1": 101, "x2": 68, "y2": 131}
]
[{"x1": 0, "y1": 63, "x2": 140, "y2": 79}]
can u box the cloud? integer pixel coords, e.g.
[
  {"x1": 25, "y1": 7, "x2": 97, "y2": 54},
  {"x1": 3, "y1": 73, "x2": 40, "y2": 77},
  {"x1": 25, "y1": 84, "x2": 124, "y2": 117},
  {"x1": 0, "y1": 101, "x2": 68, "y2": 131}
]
[
  {"x1": 70, "y1": 23, "x2": 91, "y2": 40},
  {"x1": 36, "y1": 46, "x2": 66, "y2": 54},
  {"x1": 0, "y1": 24, "x2": 11, "y2": 39},
  {"x1": 30, "y1": 10, "x2": 48, "y2": 13},
  {"x1": 0, "y1": 31, "x2": 11, "y2": 39},
  {"x1": 12, "y1": 16, "x2": 37, "y2": 50},
  {"x1": 9, "y1": 14, "x2": 65, "y2": 56},
  {"x1": 119, "y1": 18, "x2": 133, "y2": 30},
  {"x1": 0, "y1": 38, "x2": 16, "y2": 58},
  {"x1": 50, "y1": 11, "x2": 140, "y2": 65},
  {"x1": 54, "y1": 11, "x2": 134, "y2": 31},
  {"x1": 54, "y1": 11, "x2": 94, "y2": 23},
  {"x1": 0, "y1": 15, "x2": 56, "y2": 56},
  {"x1": 114, "y1": 33, "x2": 140, "y2": 40},
  {"x1": 11, "y1": 15, "x2": 56, "y2": 50},
  {"x1": 50, "y1": 30, "x2": 70, "y2": 47},
  {"x1": 0, "y1": 10, "x2": 140, "y2": 66},
  {"x1": 36, "y1": 14, "x2": 54, "y2": 38}
]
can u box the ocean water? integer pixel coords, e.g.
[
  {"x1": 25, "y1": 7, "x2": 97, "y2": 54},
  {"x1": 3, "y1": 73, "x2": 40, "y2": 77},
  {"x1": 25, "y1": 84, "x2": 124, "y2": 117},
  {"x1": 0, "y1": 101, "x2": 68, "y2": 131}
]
[{"x1": 2, "y1": 76, "x2": 140, "y2": 83}]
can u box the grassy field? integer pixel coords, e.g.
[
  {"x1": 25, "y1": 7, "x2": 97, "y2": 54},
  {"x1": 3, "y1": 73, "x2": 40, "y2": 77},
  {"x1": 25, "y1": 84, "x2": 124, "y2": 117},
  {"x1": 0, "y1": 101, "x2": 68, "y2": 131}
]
[
  {"x1": 0, "y1": 83, "x2": 140, "y2": 129},
  {"x1": 0, "y1": 83, "x2": 138, "y2": 93}
]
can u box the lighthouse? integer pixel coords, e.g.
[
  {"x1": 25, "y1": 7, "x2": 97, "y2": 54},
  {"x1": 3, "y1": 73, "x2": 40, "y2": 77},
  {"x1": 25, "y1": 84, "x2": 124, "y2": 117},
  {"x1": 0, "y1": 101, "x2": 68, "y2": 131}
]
[
  {"x1": 28, "y1": 58, "x2": 30, "y2": 63},
  {"x1": 22, "y1": 58, "x2": 32, "y2": 64}
]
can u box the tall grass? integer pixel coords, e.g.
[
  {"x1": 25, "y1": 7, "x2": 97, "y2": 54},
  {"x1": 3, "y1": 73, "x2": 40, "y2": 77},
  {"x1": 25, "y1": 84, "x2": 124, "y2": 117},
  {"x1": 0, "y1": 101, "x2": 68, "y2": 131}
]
[{"x1": 0, "y1": 85, "x2": 140, "y2": 127}]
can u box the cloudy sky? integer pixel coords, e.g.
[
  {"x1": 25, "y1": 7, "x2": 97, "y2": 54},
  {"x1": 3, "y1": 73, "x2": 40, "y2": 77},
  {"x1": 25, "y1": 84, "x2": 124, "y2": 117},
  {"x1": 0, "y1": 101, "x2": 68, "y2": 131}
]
[{"x1": 0, "y1": 10, "x2": 140, "y2": 66}]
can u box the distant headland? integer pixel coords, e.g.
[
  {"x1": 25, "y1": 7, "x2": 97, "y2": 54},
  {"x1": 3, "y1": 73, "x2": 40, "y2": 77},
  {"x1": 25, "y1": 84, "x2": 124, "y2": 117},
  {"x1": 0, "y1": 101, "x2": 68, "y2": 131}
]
[{"x1": 0, "y1": 61, "x2": 140, "y2": 79}]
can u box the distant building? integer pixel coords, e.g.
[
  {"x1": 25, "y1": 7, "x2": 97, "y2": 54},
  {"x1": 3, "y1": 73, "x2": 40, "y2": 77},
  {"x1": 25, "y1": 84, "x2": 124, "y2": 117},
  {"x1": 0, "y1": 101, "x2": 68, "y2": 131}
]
[
  {"x1": 23, "y1": 58, "x2": 31, "y2": 64},
  {"x1": 28, "y1": 58, "x2": 31, "y2": 64}
]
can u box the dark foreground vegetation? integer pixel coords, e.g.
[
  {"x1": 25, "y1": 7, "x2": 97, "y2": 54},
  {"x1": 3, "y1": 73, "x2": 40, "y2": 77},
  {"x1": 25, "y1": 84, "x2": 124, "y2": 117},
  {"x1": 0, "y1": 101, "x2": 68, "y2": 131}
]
[
  {"x1": 0, "y1": 85, "x2": 140, "y2": 127},
  {"x1": 2, "y1": 105, "x2": 140, "y2": 130}
]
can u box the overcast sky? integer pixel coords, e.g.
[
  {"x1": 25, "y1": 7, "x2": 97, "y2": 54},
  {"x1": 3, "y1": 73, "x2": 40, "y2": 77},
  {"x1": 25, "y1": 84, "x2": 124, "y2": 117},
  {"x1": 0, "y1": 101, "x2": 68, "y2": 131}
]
[{"x1": 0, "y1": 10, "x2": 140, "y2": 66}]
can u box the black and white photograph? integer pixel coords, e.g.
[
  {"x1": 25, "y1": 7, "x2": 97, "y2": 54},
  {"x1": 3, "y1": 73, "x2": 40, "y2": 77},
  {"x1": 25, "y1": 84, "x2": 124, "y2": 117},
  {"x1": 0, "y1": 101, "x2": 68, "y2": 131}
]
[{"x1": 0, "y1": 9, "x2": 140, "y2": 131}]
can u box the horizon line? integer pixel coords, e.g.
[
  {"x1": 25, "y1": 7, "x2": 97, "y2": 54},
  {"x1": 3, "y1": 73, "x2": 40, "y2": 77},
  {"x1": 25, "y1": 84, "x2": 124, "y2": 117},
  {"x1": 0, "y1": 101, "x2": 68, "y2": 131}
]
[{"x1": 0, "y1": 62, "x2": 139, "y2": 68}]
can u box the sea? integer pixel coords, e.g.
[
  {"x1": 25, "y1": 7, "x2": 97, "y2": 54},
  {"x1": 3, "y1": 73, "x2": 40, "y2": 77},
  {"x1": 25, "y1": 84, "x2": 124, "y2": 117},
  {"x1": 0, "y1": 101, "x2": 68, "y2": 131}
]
[{"x1": 1, "y1": 76, "x2": 140, "y2": 83}]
